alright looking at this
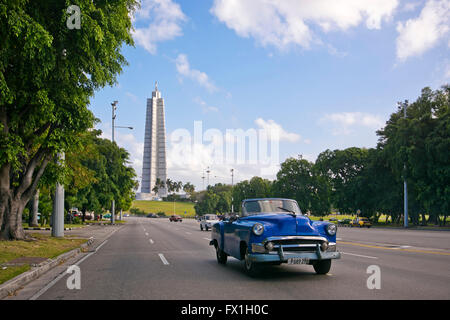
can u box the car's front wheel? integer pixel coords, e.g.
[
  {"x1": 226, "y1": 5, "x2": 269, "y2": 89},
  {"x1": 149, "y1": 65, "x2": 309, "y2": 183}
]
[
  {"x1": 200, "y1": 225, "x2": 203, "y2": 231},
  {"x1": 313, "y1": 259, "x2": 332, "y2": 275},
  {"x1": 243, "y1": 248, "x2": 260, "y2": 277},
  {"x1": 216, "y1": 246, "x2": 227, "y2": 264}
]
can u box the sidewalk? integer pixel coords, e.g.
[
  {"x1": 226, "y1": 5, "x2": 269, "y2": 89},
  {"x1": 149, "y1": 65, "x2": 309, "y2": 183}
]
[{"x1": 1, "y1": 223, "x2": 123, "y2": 300}]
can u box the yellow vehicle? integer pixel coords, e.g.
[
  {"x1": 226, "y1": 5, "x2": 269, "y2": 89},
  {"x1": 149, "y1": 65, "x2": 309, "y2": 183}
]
[{"x1": 350, "y1": 217, "x2": 372, "y2": 228}]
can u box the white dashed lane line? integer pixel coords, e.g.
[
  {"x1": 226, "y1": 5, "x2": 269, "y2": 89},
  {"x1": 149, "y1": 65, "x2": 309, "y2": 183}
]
[
  {"x1": 149, "y1": 239, "x2": 154, "y2": 244},
  {"x1": 341, "y1": 252, "x2": 378, "y2": 259},
  {"x1": 203, "y1": 238, "x2": 211, "y2": 241},
  {"x1": 158, "y1": 253, "x2": 169, "y2": 265},
  {"x1": 145, "y1": 232, "x2": 149, "y2": 236}
]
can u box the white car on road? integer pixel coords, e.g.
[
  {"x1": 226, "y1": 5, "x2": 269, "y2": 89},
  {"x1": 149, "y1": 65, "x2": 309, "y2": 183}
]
[{"x1": 199, "y1": 214, "x2": 220, "y2": 231}]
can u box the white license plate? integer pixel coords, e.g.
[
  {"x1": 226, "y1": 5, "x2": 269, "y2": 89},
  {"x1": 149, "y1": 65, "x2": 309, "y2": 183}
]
[{"x1": 287, "y1": 258, "x2": 310, "y2": 265}]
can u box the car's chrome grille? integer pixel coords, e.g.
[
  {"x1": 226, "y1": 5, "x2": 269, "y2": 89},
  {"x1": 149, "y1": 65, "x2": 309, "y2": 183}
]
[{"x1": 264, "y1": 236, "x2": 327, "y2": 253}]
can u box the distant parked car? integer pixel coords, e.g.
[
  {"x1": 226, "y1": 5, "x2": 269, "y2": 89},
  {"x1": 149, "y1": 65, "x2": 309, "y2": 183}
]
[
  {"x1": 199, "y1": 214, "x2": 219, "y2": 231},
  {"x1": 169, "y1": 215, "x2": 182, "y2": 222},
  {"x1": 146, "y1": 213, "x2": 158, "y2": 218},
  {"x1": 339, "y1": 218, "x2": 352, "y2": 225},
  {"x1": 350, "y1": 217, "x2": 372, "y2": 228},
  {"x1": 210, "y1": 198, "x2": 341, "y2": 276},
  {"x1": 103, "y1": 213, "x2": 111, "y2": 219}
]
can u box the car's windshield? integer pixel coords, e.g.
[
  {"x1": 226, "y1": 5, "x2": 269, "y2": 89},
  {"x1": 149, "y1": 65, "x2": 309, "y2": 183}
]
[
  {"x1": 205, "y1": 215, "x2": 218, "y2": 220},
  {"x1": 242, "y1": 199, "x2": 302, "y2": 216}
]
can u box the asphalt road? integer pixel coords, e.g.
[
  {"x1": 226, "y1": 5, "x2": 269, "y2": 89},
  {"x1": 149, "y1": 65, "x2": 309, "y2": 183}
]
[{"x1": 32, "y1": 217, "x2": 450, "y2": 300}]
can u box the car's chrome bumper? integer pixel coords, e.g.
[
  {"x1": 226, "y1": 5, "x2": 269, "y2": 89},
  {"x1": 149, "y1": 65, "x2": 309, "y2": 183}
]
[{"x1": 248, "y1": 243, "x2": 341, "y2": 263}]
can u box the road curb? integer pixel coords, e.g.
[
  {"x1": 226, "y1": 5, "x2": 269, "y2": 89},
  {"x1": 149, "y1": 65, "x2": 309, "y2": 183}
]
[{"x1": 0, "y1": 237, "x2": 94, "y2": 299}]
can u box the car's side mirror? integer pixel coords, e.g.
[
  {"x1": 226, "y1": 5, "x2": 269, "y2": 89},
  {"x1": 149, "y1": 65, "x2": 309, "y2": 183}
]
[{"x1": 228, "y1": 214, "x2": 239, "y2": 223}]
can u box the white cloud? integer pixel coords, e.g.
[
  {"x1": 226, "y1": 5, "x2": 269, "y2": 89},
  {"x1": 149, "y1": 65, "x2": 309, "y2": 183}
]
[
  {"x1": 254, "y1": 118, "x2": 301, "y2": 142},
  {"x1": 132, "y1": 0, "x2": 187, "y2": 54},
  {"x1": 210, "y1": 0, "x2": 398, "y2": 50},
  {"x1": 125, "y1": 92, "x2": 139, "y2": 103},
  {"x1": 175, "y1": 54, "x2": 217, "y2": 92},
  {"x1": 194, "y1": 97, "x2": 219, "y2": 113},
  {"x1": 319, "y1": 112, "x2": 384, "y2": 135},
  {"x1": 396, "y1": 0, "x2": 450, "y2": 61}
]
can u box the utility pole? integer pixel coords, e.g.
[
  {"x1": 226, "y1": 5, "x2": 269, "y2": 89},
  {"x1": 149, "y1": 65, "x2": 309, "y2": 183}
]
[
  {"x1": 402, "y1": 100, "x2": 409, "y2": 228},
  {"x1": 52, "y1": 152, "x2": 65, "y2": 237},
  {"x1": 231, "y1": 168, "x2": 234, "y2": 213}
]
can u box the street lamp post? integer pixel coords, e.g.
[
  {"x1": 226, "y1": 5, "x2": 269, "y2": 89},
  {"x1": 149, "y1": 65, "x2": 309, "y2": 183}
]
[
  {"x1": 402, "y1": 100, "x2": 409, "y2": 228},
  {"x1": 231, "y1": 169, "x2": 234, "y2": 213},
  {"x1": 111, "y1": 101, "x2": 118, "y2": 224},
  {"x1": 110, "y1": 101, "x2": 133, "y2": 224}
]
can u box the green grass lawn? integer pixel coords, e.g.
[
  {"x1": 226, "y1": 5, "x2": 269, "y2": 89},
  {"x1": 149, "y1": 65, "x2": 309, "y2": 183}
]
[
  {"x1": 0, "y1": 233, "x2": 87, "y2": 284},
  {"x1": 22, "y1": 223, "x2": 85, "y2": 229},
  {"x1": 131, "y1": 200, "x2": 196, "y2": 217}
]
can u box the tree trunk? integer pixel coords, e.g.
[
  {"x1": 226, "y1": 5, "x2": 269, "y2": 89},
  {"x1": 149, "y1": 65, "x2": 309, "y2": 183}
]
[
  {"x1": 82, "y1": 208, "x2": 86, "y2": 223},
  {"x1": 0, "y1": 195, "x2": 27, "y2": 240},
  {"x1": 30, "y1": 189, "x2": 40, "y2": 227},
  {"x1": 421, "y1": 213, "x2": 427, "y2": 226}
]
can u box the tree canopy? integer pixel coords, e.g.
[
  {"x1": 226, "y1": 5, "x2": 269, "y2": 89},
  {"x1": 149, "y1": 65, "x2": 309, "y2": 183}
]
[{"x1": 0, "y1": 0, "x2": 138, "y2": 239}]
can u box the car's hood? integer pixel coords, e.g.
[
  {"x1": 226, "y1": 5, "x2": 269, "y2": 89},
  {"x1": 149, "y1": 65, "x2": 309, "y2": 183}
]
[{"x1": 241, "y1": 213, "x2": 320, "y2": 236}]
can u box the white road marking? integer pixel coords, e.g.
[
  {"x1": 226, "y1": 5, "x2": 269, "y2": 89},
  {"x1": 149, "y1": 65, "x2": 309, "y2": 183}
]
[
  {"x1": 337, "y1": 238, "x2": 342, "y2": 240},
  {"x1": 149, "y1": 239, "x2": 154, "y2": 244},
  {"x1": 145, "y1": 232, "x2": 149, "y2": 236},
  {"x1": 203, "y1": 238, "x2": 211, "y2": 241},
  {"x1": 341, "y1": 252, "x2": 378, "y2": 259},
  {"x1": 158, "y1": 253, "x2": 169, "y2": 265},
  {"x1": 30, "y1": 239, "x2": 111, "y2": 300}
]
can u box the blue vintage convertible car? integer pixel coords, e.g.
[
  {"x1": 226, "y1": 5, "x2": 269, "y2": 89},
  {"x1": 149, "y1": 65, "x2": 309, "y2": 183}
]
[{"x1": 210, "y1": 198, "x2": 341, "y2": 276}]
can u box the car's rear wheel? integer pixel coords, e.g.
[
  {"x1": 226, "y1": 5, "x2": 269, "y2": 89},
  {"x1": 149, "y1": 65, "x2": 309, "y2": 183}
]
[
  {"x1": 200, "y1": 225, "x2": 203, "y2": 231},
  {"x1": 216, "y1": 246, "x2": 227, "y2": 265},
  {"x1": 243, "y1": 248, "x2": 260, "y2": 277},
  {"x1": 313, "y1": 259, "x2": 332, "y2": 275},
  {"x1": 205, "y1": 226, "x2": 209, "y2": 231}
]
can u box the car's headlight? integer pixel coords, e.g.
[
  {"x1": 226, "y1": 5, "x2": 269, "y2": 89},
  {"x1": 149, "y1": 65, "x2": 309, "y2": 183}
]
[
  {"x1": 252, "y1": 223, "x2": 264, "y2": 236},
  {"x1": 326, "y1": 223, "x2": 337, "y2": 236}
]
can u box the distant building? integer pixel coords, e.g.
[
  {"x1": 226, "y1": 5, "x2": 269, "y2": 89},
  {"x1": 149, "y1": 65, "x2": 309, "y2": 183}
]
[{"x1": 136, "y1": 82, "x2": 167, "y2": 200}]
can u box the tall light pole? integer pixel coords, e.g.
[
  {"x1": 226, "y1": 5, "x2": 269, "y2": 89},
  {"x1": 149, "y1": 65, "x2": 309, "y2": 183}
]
[
  {"x1": 206, "y1": 167, "x2": 211, "y2": 188},
  {"x1": 402, "y1": 100, "x2": 409, "y2": 228},
  {"x1": 111, "y1": 101, "x2": 118, "y2": 224},
  {"x1": 110, "y1": 101, "x2": 133, "y2": 224},
  {"x1": 231, "y1": 168, "x2": 234, "y2": 213}
]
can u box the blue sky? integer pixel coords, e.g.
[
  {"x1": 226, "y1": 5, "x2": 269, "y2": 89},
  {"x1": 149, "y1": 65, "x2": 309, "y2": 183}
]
[{"x1": 89, "y1": 0, "x2": 450, "y2": 190}]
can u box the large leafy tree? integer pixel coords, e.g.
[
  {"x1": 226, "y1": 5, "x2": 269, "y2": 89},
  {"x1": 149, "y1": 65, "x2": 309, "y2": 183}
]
[
  {"x1": 315, "y1": 147, "x2": 369, "y2": 215},
  {"x1": 65, "y1": 130, "x2": 137, "y2": 220},
  {"x1": 0, "y1": 0, "x2": 138, "y2": 239},
  {"x1": 272, "y1": 156, "x2": 331, "y2": 216},
  {"x1": 231, "y1": 177, "x2": 272, "y2": 212},
  {"x1": 377, "y1": 86, "x2": 449, "y2": 225}
]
